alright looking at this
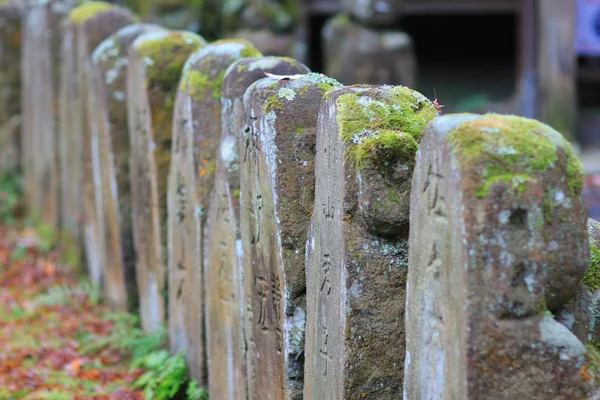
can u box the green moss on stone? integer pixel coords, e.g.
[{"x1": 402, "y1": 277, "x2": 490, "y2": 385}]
[
  {"x1": 69, "y1": 2, "x2": 116, "y2": 25},
  {"x1": 135, "y1": 31, "x2": 205, "y2": 89},
  {"x1": 447, "y1": 114, "x2": 584, "y2": 198},
  {"x1": 583, "y1": 242, "x2": 600, "y2": 292},
  {"x1": 336, "y1": 86, "x2": 437, "y2": 168},
  {"x1": 182, "y1": 69, "x2": 227, "y2": 100}
]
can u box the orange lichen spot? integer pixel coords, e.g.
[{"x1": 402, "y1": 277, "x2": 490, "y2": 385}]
[{"x1": 581, "y1": 366, "x2": 593, "y2": 383}]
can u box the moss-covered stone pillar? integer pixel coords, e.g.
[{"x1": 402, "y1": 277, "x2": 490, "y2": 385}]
[
  {"x1": 127, "y1": 30, "x2": 206, "y2": 334},
  {"x1": 404, "y1": 114, "x2": 598, "y2": 398},
  {"x1": 0, "y1": 2, "x2": 23, "y2": 173},
  {"x1": 166, "y1": 38, "x2": 260, "y2": 383},
  {"x1": 303, "y1": 86, "x2": 437, "y2": 399},
  {"x1": 322, "y1": 14, "x2": 416, "y2": 87},
  {"x1": 242, "y1": 73, "x2": 341, "y2": 400},
  {"x1": 89, "y1": 23, "x2": 167, "y2": 312},
  {"x1": 58, "y1": 2, "x2": 136, "y2": 284},
  {"x1": 202, "y1": 56, "x2": 309, "y2": 399}
]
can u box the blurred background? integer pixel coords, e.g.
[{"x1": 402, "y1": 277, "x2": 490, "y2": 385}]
[
  {"x1": 1, "y1": 0, "x2": 598, "y2": 218},
  {"x1": 55, "y1": 0, "x2": 600, "y2": 218}
]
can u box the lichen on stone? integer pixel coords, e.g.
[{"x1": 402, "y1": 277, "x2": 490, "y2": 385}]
[
  {"x1": 447, "y1": 114, "x2": 584, "y2": 198},
  {"x1": 583, "y1": 241, "x2": 600, "y2": 292},
  {"x1": 68, "y1": 1, "x2": 118, "y2": 25},
  {"x1": 335, "y1": 85, "x2": 437, "y2": 168},
  {"x1": 277, "y1": 87, "x2": 295, "y2": 100}
]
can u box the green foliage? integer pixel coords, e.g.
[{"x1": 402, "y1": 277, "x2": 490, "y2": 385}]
[
  {"x1": 186, "y1": 381, "x2": 209, "y2": 400},
  {"x1": 79, "y1": 311, "x2": 206, "y2": 399},
  {"x1": 0, "y1": 171, "x2": 22, "y2": 225},
  {"x1": 134, "y1": 350, "x2": 189, "y2": 399}
]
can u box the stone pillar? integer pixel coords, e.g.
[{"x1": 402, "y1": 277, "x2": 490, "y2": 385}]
[
  {"x1": 89, "y1": 23, "x2": 167, "y2": 311},
  {"x1": 555, "y1": 218, "x2": 600, "y2": 347},
  {"x1": 322, "y1": 14, "x2": 416, "y2": 87},
  {"x1": 127, "y1": 30, "x2": 206, "y2": 334},
  {"x1": 537, "y1": 0, "x2": 577, "y2": 142},
  {"x1": 0, "y1": 2, "x2": 23, "y2": 173},
  {"x1": 202, "y1": 56, "x2": 309, "y2": 400},
  {"x1": 404, "y1": 113, "x2": 599, "y2": 399},
  {"x1": 58, "y1": 2, "x2": 135, "y2": 283},
  {"x1": 21, "y1": 0, "x2": 72, "y2": 228},
  {"x1": 166, "y1": 38, "x2": 260, "y2": 384},
  {"x1": 242, "y1": 73, "x2": 342, "y2": 400},
  {"x1": 303, "y1": 85, "x2": 437, "y2": 399}
]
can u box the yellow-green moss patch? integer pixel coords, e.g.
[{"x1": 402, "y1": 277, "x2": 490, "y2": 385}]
[
  {"x1": 447, "y1": 114, "x2": 583, "y2": 198},
  {"x1": 69, "y1": 2, "x2": 115, "y2": 25},
  {"x1": 583, "y1": 242, "x2": 600, "y2": 292},
  {"x1": 336, "y1": 86, "x2": 437, "y2": 168},
  {"x1": 134, "y1": 31, "x2": 206, "y2": 89}
]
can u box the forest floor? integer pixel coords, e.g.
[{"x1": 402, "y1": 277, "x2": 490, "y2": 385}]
[{"x1": 0, "y1": 176, "x2": 206, "y2": 400}]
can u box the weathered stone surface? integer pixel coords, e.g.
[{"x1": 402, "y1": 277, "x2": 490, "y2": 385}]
[
  {"x1": 22, "y1": 1, "x2": 71, "y2": 229},
  {"x1": 404, "y1": 113, "x2": 597, "y2": 399},
  {"x1": 166, "y1": 38, "x2": 259, "y2": 384},
  {"x1": 89, "y1": 23, "x2": 167, "y2": 311},
  {"x1": 201, "y1": 56, "x2": 309, "y2": 400},
  {"x1": 0, "y1": 3, "x2": 22, "y2": 173},
  {"x1": 304, "y1": 85, "x2": 437, "y2": 399},
  {"x1": 322, "y1": 14, "x2": 416, "y2": 87},
  {"x1": 241, "y1": 73, "x2": 342, "y2": 400},
  {"x1": 341, "y1": 0, "x2": 401, "y2": 26},
  {"x1": 57, "y1": 2, "x2": 135, "y2": 284},
  {"x1": 79, "y1": 4, "x2": 136, "y2": 286},
  {"x1": 127, "y1": 30, "x2": 206, "y2": 333}
]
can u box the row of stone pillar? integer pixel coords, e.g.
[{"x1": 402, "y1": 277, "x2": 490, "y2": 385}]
[{"x1": 9, "y1": 0, "x2": 600, "y2": 399}]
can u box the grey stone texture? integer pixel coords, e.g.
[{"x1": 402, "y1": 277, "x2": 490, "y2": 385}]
[
  {"x1": 89, "y1": 23, "x2": 167, "y2": 311},
  {"x1": 200, "y1": 56, "x2": 309, "y2": 400},
  {"x1": 242, "y1": 73, "x2": 339, "y2": 400},
  {"x1": 126, "y1": 29, "x2": 206, "y2": 334},
  {"x1": 303, "y1": 85, "x2": 437, "y2": 399},
  {"x1": 404, "y1": 113, "x2": 599, "y2": 399},
  {"x1": 166, "y1": 39, "x2": 258, "y2": 383}
]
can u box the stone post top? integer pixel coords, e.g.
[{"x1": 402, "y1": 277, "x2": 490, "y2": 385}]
[
  {"x1": 67, "y1": 1, "x2": 135, "y2": 26},
  {"x1": 242, "y1": 72, "x2": 342, "y2": 111},
  {"x1": 426, "y1": 113, "x2": 584, "y2": 199},
  {"x1": 92, "y1": 23, "x2": 167, "y2": 65},
  {"x1": 221, "y1": 56, "x2": 310, "y2": 100},
  {"x1": 181, "y1": 39, "x2": 262, "y2": 77}
]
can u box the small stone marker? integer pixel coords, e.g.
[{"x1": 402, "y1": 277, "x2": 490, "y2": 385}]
[
  {"x1": 59, "y1": 2, "x2": 135, "y2": 285},
  {"x1": 89, "y1": 23, "x2": 167, "y2": 311},
  {"x1": 166, "y1": 38, "x2": 261, "y2": 383},
  {"x1": 404, "y1": 113, "x2": 599, "y2": 399},
  {"x1": 201, "y1": 56, "x2": 309, "y2": 399},
  {"x1": 341, "y1": 0, "x2": 400, "y2": 25},
  {"x1": 303, "y1": 85, "x2": 437, "y2": 399},
  {"x1": 322, "y1": 14, "x2": 416, "y2": 87},
  {"x1": 127, "y1": 30, "x2": 206, "y2": 333},
  {"x1": 0, "y1": 2, "x2": 22, "y2": 173},
  {"x1": 22, "y1": 0, "x2": 72, "y2": 228},
  {"x1": 242, "y1": 73, "x2": 342, "y2": 400}
]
